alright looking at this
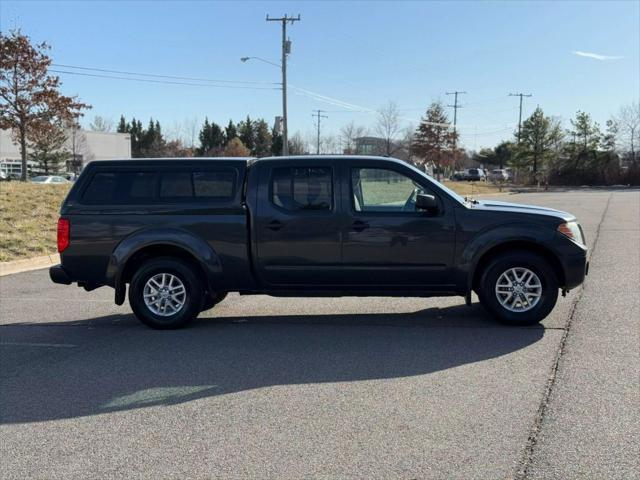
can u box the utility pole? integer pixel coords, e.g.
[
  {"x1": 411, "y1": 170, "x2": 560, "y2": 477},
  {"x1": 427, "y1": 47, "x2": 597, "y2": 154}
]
[
  {"x1": 446, "y1": 91, "x2": 466, "y2": 143},
  {"x1": 509, "y1": 92, "x2": 532, "y2": 143},
  {"x1": 266, "y1": 14, "x2": 301, "y2": 156},
  {"x1": 312, "y1": 109, "x2": 328, "y2": 154}
]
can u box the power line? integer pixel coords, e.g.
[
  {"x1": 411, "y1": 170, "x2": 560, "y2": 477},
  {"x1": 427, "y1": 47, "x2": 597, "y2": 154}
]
[
  {"x1": 51, "y1": 63, "x2": 279, "y2": 85},
  {"x1": 312, "y1": 109, "x2": 328, "y2": 154},
  {"x1": 509, "y1": 92, "x2": 533, "y2": 143},
  {"x1": 49, "y1": 69, "x2": 279, "y2": 90}
]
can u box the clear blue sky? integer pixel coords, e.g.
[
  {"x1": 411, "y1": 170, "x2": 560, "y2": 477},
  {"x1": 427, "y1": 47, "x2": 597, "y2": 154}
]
[{"x1": 2, "y1": 0, "x2": 638, "y2": 150}]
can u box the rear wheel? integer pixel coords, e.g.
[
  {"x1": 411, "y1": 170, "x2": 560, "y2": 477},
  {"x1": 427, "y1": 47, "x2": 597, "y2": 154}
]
[
  {"x1": 477, "y1": 251, "x2": 558, "y2": 326},
  {"x1": 129, "y1": 257, "x2": 203, "y2": 329}
]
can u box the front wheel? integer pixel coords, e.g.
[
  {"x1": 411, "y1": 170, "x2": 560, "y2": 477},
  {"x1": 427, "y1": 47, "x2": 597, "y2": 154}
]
[
  {"x1": 477, "y1": 251, "x2": 559, "y2": 326},
  {"x1": 129, "y1": 257, "x2": 203, "y2": 329}
]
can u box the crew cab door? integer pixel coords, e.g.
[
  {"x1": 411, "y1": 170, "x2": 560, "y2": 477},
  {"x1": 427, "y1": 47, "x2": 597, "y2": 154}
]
[
  {"x1": 341, "y1": 161, "x2": 457, "y2": 289},
  {"x1": 254, "y1": 159, "x2": 342, "y2": 286}
]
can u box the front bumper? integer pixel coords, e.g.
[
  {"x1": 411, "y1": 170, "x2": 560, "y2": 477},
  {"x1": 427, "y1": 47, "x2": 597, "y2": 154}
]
[
  {"x1": 49, "y1": 264, "x2": 72, "y2": 285},
  {"x1": 563, "y1": 252, "x2": 588, "y2": 290}
]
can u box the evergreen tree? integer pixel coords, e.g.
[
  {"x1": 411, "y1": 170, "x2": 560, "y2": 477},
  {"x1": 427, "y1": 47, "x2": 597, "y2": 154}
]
[
  {"x1": 197, "y1": 117, "x2": 224, "y2": 155},
  {"x1": 197, "y1": 118, "x2": 211, "y2": 156},
  {"x1": 127, "y1": 118, "x2": 146, "y2": 157},
  {"x1": 28, "y1": 122, "x2": 69, "y2": 174},
  {"x1": 561, "y1": 111, "x2": 602, "y2": 183},
  {"x1": 238, "y1": 115, "x2": 255, "y2": 153},
  {"x1": 224, "y1": 120, "x2": 237, "y2": 146},
  {"x1": 253, "y1": 119, "x2": 272, "y2": 157},
  {"x1": 117, "y1": 115, "x2": 128, "y2": 133},
  {"x1": 271, "y1": 128, "x2": 283, "y2": 156},
  {"x1": 515, "y1": 107, "x2": 563, "y2": 175},
  {"x1": 494, "y1": 141, "x2": 515, "y2": 169},
  {"x1": 139, "y1": 118, "x2": 166, "y2": 156},
  {"x1": 411, "y1": 101, "x2": 457, "y2": 179}
]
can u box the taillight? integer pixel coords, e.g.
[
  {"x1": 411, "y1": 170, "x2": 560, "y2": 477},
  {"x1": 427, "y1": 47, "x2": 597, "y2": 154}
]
[{"x1": 57, "y1": 218, "x2": 70, "y2": 252}]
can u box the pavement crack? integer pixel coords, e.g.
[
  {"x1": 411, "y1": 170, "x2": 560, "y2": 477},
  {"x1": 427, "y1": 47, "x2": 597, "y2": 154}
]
[{"x1": 514, "y1": 192, "x2": 613, "y2": 480}]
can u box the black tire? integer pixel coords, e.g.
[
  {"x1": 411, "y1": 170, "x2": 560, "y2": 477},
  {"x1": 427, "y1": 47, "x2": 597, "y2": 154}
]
[
  {"x1": 129, "y1": 257, "x2": 203, "y2": 329},
  {"x1": 201, "y1": 292, "x2": 228, "y2": 312},
  {"x1": 476, "y1": 250, "x2": 559, "y2": 326}
]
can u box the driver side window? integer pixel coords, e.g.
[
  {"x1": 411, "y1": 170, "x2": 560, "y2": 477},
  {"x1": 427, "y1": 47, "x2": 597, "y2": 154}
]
[{"x1": 351, "y1": 167, "x2": 423, "y2": 213}]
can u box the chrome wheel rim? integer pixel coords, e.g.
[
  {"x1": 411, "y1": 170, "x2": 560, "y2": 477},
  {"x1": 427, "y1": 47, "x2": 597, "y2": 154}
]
[
  {"x1": 495, "y1": 267, "x2": 542, "y2": 313},
  {"x1": 143, "y1": 273, "x2": 186, "y2": 317}
]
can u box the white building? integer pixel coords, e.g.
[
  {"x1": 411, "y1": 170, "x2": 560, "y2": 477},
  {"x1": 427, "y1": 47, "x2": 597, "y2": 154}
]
[{"x1": 0, "y1": 128, "x2": 131, "y2": 176}]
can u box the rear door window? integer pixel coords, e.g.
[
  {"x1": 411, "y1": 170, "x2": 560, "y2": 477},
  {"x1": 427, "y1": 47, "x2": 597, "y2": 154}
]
[{"x1": 270, "y1": 167, "x2": 333, "y2": 211}]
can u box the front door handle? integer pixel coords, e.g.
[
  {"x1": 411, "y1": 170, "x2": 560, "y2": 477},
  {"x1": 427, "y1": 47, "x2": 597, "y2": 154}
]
[
  {"x1": 267, "y1": 220, "x2": 284, "y2": 231},
  {"x1": 352, "y1": 220, "x2": 369, "y2": 232}
]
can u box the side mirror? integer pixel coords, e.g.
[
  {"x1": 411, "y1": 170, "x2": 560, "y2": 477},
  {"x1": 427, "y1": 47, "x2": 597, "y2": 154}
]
[{"x1": 416, "y1": 193, "x2": 438, "y2": 213}]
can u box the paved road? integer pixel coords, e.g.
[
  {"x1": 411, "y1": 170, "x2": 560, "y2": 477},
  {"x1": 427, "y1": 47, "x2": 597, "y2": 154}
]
[{"x1": 1, "y1": 190, "x2": 638, "y2": 479}]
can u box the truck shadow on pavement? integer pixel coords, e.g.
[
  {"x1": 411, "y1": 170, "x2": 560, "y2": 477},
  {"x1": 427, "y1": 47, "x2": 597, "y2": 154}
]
[{"x1": 0, "y1": 304, "x2": 545, "y2": 424}]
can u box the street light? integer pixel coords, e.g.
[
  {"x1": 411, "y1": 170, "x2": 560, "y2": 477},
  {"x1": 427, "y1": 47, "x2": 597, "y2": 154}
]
[
  {"x1": 240, "y1": 56, "x2": 281, "y2": 69},
  {"x1": 240, "y1": 55, "x2": 289, "y2": 155}
]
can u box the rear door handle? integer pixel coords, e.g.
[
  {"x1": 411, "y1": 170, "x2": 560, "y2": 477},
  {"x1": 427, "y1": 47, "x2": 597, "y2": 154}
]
[
  {"x1": 267, "y1": 220, "x2": 284, "y2": 231},
  {"x1": 352, "y1": 220, "x2": 369, "y2": 232}
]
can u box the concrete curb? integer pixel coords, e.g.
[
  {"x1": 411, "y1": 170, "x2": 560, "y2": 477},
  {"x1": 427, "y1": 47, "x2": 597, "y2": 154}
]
[{"x1": 0, "y1": 253, "x2": 59, "y2": 277}]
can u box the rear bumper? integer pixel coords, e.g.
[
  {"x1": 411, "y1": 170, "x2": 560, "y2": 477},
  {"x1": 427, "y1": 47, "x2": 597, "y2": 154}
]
[
  {"x1": 563, "y1": 252, "x2": 588, "y2": 290},
  {"x1": 49, "y1": 264, "x2": 72, "y2": 285}
]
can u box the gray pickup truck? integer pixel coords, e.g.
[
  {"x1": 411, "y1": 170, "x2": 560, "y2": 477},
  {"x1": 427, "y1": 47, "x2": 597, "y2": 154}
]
[{"x1": 50, "y1": 156, "x2": 588, "y2": 329}]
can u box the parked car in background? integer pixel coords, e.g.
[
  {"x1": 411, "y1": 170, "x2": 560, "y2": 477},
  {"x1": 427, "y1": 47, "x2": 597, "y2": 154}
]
[
  {"x1": 466, "y1": 168, "x2": 487, "y2": 181},
  {"x1": 489, "y1": 169, "x2": 509, "y2": 182},
  {"x1": 0, "y1": 171, "x2": 7, "y2": 181},
  {"x1": 451, "y1": 170, "x2": 466, "y2": 181},
  {"x1": 30, "y1": 175, "x2": 70, "y2": 184}
]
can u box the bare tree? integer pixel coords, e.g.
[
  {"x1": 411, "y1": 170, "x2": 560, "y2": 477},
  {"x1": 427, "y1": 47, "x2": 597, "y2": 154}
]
[
  {"x1": 400, "y1": 124, "x2": 415, "y2": 163},
  {"x1": 66, "y1": 122, "x2": 92, "y2": 173},
  {"x1": 288, "y1": 132, "x2": 308, "y2": 155},
  {"x1": 165, "y1": 120, "x2": 184, "y2": 144},
  {"x1": 321, "y1": 134, "x2": 339, "y2": 154},
  {"x1": 340, "y1": 121, "x2": 368, "y2": 154},
  {"x1": 89, "y1": 115, "x2": 113, "y2": 132},
  {"x1": 184, "y1": 116, "x2": 200, "y2": 149},
  {"x1": 615, "y1": 102, "x2": 640, "y2": 161},
  {"x1": 375, "y1": 101, "x2": 401, "y2": 156}
]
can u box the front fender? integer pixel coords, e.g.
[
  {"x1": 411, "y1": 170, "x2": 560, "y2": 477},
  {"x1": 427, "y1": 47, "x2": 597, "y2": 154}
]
[
  {"x1": 460, "y1": 222, "x2": 558, "y2": 290},
  {"x1": 106, "y1": 227, "x2": 222, "y2": 302}
]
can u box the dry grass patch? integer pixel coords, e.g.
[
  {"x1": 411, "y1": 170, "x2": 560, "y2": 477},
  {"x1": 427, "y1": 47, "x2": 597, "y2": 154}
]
[
  {"x1": 0, "y1": 182, "x2": 71, "y2": 262},
  {"x1": 443, "y1": 180, "x2": 507, "y2": 196}
]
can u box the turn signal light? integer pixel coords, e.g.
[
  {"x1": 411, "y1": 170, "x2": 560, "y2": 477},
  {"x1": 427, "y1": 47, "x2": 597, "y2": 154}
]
[
  {"x1": 57, "y1": 218, "x2": 70, "y2": 252},
  {"x1": 557, "y1": 221, "x2": 584, "y2": 245}
]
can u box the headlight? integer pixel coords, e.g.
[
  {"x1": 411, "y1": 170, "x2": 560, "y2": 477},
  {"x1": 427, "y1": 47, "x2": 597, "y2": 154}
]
[{"x1": 558, "y1": 221, "x2": 584, "y2": 245}]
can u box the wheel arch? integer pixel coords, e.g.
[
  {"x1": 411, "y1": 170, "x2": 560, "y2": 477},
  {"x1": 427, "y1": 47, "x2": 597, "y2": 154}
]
[
  {"x1": 471, "y1": 240, "x2": 565, "y2": 292},
  {"x1": 107, "y1": 228, "x2": 222, "y2": 305}
]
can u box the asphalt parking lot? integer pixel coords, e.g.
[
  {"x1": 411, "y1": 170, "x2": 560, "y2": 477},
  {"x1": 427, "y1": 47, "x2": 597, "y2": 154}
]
[{"x1": 1, "y1": 190, "x2": 638, "y2": 479}]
